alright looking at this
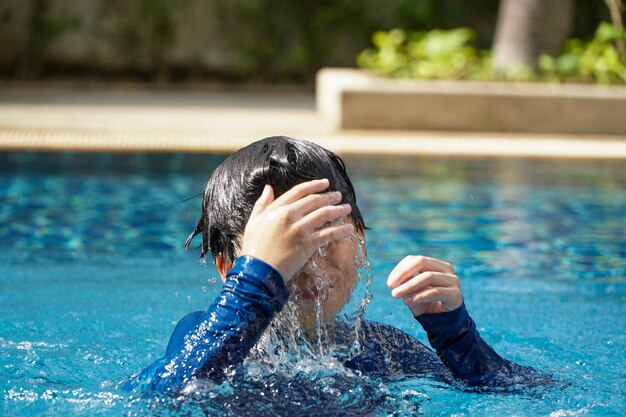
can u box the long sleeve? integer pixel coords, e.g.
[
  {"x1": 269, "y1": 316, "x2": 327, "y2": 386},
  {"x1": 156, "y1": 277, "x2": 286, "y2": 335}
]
[
  {"x1": 121, "y1": 256, "x2": 288, "y2": 393},
  {"x1": 416, "y1": 303, "x2": 549, "y2": 388}
]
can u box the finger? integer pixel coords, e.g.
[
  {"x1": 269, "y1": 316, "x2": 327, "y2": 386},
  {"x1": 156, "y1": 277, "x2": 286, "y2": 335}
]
[
  {"x1": 387, "y1": 256, "x2": 454, "y2": 288},
  {"x1": 391, "y1": 272, "x2": 459, "y2": 298},
  {"x1": 271, "y1": 178, "x2": 330, "y2": 207},
  {"x1": 402, "y1": 286, "x2": 461, "y2": 309},
  {"x1": 387, "y1": 255, "x2": 424, "y2": 288},
  {"x1": 288, "y1": 191, "x2": 342, "y2": 218},
  {"x1": 386, "y1": 255, "x2": 416, "y2": 286},
  {"x1": 296, "y1": 203, "x2": 352, "y2": 232},
  {"x1": 388, "y1": 256, "x2": 455, "y2": 288},
  {"x1": 250, "y1": 184, "x2": 274, "y2": 219},
  {"x1": 312, "y1": 222, "x2": 354, "y2": 247}
]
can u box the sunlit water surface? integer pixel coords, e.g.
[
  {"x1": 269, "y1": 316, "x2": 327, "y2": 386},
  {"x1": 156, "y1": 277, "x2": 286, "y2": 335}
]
[{"x1": 1, "y1": 152, "x2": 625, "y2": 416}]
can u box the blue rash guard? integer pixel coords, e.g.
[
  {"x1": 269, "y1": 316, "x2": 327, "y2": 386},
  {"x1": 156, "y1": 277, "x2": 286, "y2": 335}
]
[{"x1": 122, "y1": 256, "x2": 547, "y2": 393}]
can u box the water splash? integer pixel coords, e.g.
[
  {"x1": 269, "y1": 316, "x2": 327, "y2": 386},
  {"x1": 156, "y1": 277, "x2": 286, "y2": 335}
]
[
  {"x1": 244, "y1": 228, "x2": 373, "y2": 370},
  {"x1": 335, "y1": 232, "x2": 374, "y2": 360},
  {"x1": 161, "y1": 229, "x2": 384, "y2": 414}
]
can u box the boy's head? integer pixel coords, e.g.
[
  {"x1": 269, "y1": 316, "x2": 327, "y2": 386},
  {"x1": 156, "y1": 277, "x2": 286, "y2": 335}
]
[{"x1": 185, "y1": 136, "x2": 365, "y2": 263}]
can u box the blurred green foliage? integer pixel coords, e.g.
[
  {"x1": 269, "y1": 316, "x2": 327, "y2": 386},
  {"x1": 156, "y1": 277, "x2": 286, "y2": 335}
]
[
  {"x1": 357, "y1": 23, "x2": 626, "y2": 84},
  {"x1": 539, "y1": 22, "x2": 626, "y2": 84},
  {"x1": 209, "y1": 0, "x2": 503, "y2": 82},
  {"x1": 357, "y1": 28, "x2": 485, "y2": 80},
  {"x1": 0, "y1": 0, "x2": 615, "y2": 83}
]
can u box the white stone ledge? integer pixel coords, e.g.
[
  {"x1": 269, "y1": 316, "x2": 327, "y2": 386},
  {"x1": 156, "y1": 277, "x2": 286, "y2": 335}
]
[
  {"x1": 317, "y1": 68, "x2": 626, "y2": 135},
  {"x1": 3, "y1": 128, "x2": 626, "y2": 159}
]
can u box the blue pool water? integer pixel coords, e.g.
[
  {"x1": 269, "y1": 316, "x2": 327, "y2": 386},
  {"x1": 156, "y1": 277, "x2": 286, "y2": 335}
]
[{"x1": 1, "y1": 152, "x2": 625, "y2": 416}]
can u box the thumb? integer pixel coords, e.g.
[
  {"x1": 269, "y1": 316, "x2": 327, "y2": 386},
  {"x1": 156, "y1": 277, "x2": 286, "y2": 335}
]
[{"x1": 250, "y1": 184, "x2": 274, "y2": 218}]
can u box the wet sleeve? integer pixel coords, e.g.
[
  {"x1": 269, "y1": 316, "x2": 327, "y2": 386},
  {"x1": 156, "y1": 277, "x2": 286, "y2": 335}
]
[
  {"x1": 416, "y1": 303, "x2": 549, "y2": 388},
  {"x1": 121, "y1": 255, "x2": 289, "y2": 393},
  {"x1": 344, "y1": 320, "x2": 453, "y2": 383}
]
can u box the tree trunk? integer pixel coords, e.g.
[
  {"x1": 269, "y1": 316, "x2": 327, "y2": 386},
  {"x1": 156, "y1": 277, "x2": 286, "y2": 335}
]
[
  {"x1": 605, "y1": 0, "x2": 625, "y2": 56},
  {"x1": 492, "y1": 0, "x2": 574, "y2": 71}
]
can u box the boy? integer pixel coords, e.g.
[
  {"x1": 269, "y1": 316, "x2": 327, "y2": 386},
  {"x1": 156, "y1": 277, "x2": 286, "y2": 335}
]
[{"x1": 123, "y1": 136, "x2": 545, "y2": 393}]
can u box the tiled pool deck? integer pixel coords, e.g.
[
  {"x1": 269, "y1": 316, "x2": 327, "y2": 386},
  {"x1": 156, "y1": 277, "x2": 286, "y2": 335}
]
[{"x1": 1, "y1": 85, "x2": 625, "y2": 159}]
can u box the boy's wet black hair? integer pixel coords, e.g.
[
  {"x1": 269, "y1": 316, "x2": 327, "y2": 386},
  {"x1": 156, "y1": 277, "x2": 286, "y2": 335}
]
[{"x1": 184, "y1": 136, "x2": 365, "y2": 263}]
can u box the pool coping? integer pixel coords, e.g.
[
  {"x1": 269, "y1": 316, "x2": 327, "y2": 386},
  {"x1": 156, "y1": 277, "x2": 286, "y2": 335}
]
[
  {"x1": 1, "y1": 83, "x2": 626, "y2": 159},
  {"x1": 3, "y1": 128, "x2": 626, "y2": 160}
]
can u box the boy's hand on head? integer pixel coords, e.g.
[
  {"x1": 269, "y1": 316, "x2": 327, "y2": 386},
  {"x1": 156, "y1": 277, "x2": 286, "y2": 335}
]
[
  {"x1": 241, "y1": 179, "x2": 354, "y2": 283},
  {"x1": 387, "y1": 256, "x2": 463, "y2": 317}
]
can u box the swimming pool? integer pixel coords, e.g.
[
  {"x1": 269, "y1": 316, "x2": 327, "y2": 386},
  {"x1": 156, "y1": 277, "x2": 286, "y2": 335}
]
[{"x1": 1, "y1": 152, "x2": 625, "y2": 416}]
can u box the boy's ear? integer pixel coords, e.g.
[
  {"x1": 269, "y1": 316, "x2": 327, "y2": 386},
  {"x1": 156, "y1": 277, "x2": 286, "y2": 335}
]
[{"x1": 215, "y1": 254, "x2": 232, "y2": 283}]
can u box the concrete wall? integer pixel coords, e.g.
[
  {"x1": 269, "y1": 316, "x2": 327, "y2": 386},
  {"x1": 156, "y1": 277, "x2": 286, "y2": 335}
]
[{"x1": 318, "y1": 68, "x2": 626, "y2": 135}]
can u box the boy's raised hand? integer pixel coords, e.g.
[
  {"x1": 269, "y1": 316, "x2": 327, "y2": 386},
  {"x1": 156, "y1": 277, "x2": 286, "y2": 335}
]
[
  {"x1": 387, "y1": 256, "x2": 463, "y2": 317},
  {"x1": 241, "y1": 179, "x2": 354, "y2": 283}
]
